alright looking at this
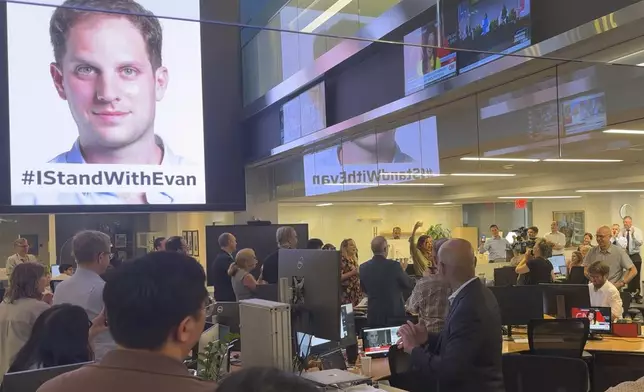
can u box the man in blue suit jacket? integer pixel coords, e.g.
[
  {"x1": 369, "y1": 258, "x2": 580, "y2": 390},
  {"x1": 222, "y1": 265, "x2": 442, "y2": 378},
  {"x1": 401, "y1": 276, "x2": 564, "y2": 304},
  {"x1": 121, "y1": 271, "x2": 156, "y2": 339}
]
[
  {"x1": 398, "y1": 239, "x2": 504, "y2": 392},
  {"x1": 360, "y1": 236, "x2": 414, "y2": 327}
]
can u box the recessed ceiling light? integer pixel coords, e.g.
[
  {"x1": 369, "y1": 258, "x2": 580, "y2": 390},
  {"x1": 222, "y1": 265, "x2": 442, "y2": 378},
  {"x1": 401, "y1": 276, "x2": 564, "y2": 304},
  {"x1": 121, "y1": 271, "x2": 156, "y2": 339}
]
[
  {"x1": 543, "y1": 158, "x2": 623, "y2": 162},
  {"x1": 450, "y1": 173, "x2": 516, "y2": 177},
  {"x1": 378, "y1": 202, "x2": 393, "y2": 206},
  {"x1": 433, "y1": 202, "x2": 454, "y2": 205},
  {"x1": 316, "y1": 203, "x2": 333, "y2": 207},
  {"x1": 576, "y1": 190, "x2": 644, "y2": 193},
  {"x1": 603, "y1": 129, "x2": 644, "y2": 135},
  {"x1": 498, "y1": 196, "x2": 582, "y2": 199},
  {"x1": 460, "y1": 157, "x2": 541, "y2": 162}
]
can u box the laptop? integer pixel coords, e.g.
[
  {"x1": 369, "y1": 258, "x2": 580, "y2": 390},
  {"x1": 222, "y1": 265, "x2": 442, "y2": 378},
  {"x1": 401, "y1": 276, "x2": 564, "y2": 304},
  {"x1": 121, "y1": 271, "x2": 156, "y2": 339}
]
[
  {"x1": 549, "y1": 255, "x2": 567, "y2": 276},
  {"x1": 301, "y1": 369, "x2": 370, "y2": 386},
  {"x1": 362, "y1": 326, "x2": 400, "y2": 358},
  {"x1": 319, "y1": 349, "x2": 347, "y2": 371}
]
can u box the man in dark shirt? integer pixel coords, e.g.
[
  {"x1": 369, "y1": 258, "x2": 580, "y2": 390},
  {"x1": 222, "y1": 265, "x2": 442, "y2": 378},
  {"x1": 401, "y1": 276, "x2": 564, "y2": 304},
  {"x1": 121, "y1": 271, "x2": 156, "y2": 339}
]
[
  {"x1": 208, "y1": 233, "x2": 237, "y2": 301},
  {"x1": 261, "y1": 226, "x2": 298, "y2": 284},
  {"x1": 516, "y1": 239, "x2": 554, "y2": 285},
  {"x1": 360, "y1": 236, "x2": 414, "y2": 327}
]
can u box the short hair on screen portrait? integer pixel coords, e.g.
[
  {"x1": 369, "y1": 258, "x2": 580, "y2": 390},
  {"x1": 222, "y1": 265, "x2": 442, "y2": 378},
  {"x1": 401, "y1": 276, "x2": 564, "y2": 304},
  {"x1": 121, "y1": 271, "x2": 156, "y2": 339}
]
[{"x1": 49, "y1": 0, "x2": 164, "y2": 69}]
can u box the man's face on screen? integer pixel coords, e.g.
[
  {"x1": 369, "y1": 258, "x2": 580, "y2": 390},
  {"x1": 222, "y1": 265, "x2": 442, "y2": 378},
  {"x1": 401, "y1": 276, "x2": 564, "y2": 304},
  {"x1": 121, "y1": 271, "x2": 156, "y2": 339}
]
[{"x1": 50, "y1": 15, "x2": 168, "y2": 150}]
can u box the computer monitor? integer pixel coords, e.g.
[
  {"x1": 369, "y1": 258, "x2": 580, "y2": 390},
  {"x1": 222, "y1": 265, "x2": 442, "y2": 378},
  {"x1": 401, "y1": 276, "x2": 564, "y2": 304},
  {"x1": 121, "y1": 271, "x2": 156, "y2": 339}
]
[
  {"x1": 214, "y1": 302, "x2": 240, "y2": 334},
  {"x1": 50, "y1": 264, "x2": 60, "y2": 279},
  {"x1": 3, "y1": 362, "x2": 93, "y2": 392},
  {"x1": 559, "y1": 265, "x2": 568, "y2": 277},
  {"x1": 362, "y1": 326, "x2": 400, "y2": 357},
  {"x1": 572, "y1": 306, "x2": 612, "y2": 334},
  {"x1": 297, "y1": 303, "x2": 356, "y2": 359},
  {"x1": 541, "y1": 284, "x2": 591, "y2": 318},
  {"x1": 489, "y1": 285, "x2": 543, "y2": 339},
  {"x1": 278, "y1": 249, "x2": 341, "y2": 341},
  {"x1": 340, "y1": 303, "x2": 356, "y2": 344},
  {"x1": 549, "y1": 255, "x2": 567, "y2": 275}
]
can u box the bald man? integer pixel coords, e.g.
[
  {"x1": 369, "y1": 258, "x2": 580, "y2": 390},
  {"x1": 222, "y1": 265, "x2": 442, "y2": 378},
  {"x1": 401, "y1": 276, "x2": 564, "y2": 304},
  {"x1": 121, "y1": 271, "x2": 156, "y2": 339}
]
[
  {"x1": 208, "y1": 232, "x2": 237, "y2": 301},
  {"x1": 359, "y1": 236, "x2": 414, "y2": 327},
  {"x1": 584, "y1": 226, "x2": 636, "y2": 290},
  {"x1": 398, "y1": 239, "x2": 504, "y2": 392}
]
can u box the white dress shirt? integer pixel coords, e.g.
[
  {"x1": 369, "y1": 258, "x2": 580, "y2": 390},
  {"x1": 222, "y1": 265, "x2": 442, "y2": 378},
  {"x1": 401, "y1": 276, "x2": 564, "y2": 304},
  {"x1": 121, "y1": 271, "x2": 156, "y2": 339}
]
[
  {"x1": 611, "y1": 235, "x2": 628, "y2": 249},
  {"x1": 588, "y1": 281, "x2": 623, "y2": 320},
  {"x1": 545, "y1": 231, "x2": 567, "y2": 255},
  {"x1": 621, "y1": 226, "x2": 643, "y2": 255}
]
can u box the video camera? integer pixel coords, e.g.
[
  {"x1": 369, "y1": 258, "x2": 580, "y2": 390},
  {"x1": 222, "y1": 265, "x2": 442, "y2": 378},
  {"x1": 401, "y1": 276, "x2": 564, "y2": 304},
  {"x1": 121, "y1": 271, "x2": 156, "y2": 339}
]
[{"x1": 510, "y1": 227, "x2": 536, "y2": 254}]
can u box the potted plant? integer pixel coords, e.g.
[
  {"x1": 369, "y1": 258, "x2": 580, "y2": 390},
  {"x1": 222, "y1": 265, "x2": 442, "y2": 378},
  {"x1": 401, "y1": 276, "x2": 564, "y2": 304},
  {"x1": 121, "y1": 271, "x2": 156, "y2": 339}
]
[
  {"x1": 426, "y1": 224, "x2": 451, "y2": 240},
  {"x1": 197, "y1": 333, "x2": 239, "y2": 382}
]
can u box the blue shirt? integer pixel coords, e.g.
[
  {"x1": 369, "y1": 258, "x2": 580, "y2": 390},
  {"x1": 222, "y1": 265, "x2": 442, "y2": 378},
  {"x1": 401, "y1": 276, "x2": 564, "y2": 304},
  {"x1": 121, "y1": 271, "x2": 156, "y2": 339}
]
[{"x1": 15, "y1": 135, "x2": 189, "y2": 205}]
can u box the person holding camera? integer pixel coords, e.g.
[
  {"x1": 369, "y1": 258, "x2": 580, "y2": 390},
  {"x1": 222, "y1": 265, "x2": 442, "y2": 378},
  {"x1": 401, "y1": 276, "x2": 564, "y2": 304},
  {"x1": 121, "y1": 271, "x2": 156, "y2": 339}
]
[{"x1": 515, "y1": 239, "x2": 554, "y2": 285}]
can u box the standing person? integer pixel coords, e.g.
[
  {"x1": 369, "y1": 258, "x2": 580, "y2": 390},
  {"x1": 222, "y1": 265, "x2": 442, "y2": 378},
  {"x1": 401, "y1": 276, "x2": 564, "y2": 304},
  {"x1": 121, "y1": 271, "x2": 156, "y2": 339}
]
[
  {"x1": 38, "y1": 252, "x2": 216, "y2": 392},
  {"x1": 5, "y1": 238, "x2": 38, "y2": 285},
  {"x1": 165, "y1": 236, "x2": 188, "y2": 254},
  {"x1": 0, "y1": 263, "x2": 51, "y2": 383},
  {"x1": 621, "y1": 216, "x2": 643, "y2": 298},
  {"x1": 153, "y1": 237, "x2": 166, "y2": 252},
  {"x1": 53, "y1": 230, "x2": 116, "y2": 360},
  {"x1": 584, "y1": 226, "x2": 637, "y2": 290},
  {"x1": 306, "y1": 239, "x2": 324, "y2": 250},
  {"x1": 478, "y1": 225, "x2": 510, "y2": 263},
  {"x1": 611, "y1": 224, "x2": 627, "y2": 249},
  {"x1": 515, "y1": 239, "x2": 554, "y2": 285},
  {"x1": 209, "y1": 233, "x2": 237, "y2": 300},
  {"x1": 340, "y1": 239, "x2": 363, "y2": 307},
  {"x1": 410, "y1": 221, "x2": 433, "y2": 276},
  {"x1": 228, "y1": 249, "x2": 261, "y2": 301},
  {"x1": 261, "y1": 226, "x2": 298, "y2": 284},
  {"x1": 397, "y1": 239, "x2": 504, "y2": 392},
  {"x1": 587, "y1": 261, "x2": 623, "y2": 321},
  {"x1": 406, "y1": 238, "x2": 451, "y2": 333},
  {"x1": 545, "y1": 221, "x2": 567, "y2": 256},
  {"x1": 360, "y1": 237, "x2": 414, "y2": 327}
]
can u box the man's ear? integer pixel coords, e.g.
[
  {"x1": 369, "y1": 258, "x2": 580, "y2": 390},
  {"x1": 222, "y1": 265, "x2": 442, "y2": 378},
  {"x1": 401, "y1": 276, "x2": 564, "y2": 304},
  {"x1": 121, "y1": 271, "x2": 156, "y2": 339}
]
[{"x1": 50, "y1": 63, "x2": 67, "y2": 100}]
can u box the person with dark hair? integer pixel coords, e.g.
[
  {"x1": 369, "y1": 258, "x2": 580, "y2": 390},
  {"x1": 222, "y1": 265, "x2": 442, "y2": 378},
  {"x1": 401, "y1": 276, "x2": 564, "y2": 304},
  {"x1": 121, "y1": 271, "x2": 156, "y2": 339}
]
[
  {"x1": 216, "y1": 367, "x2": 318, "y2": 392},
  {"x1": 479, "y1": 224, "x2": 510, "y2": 263},
  {"x1": 0, "y1": 263, "x2": 51, "y2": 383},
  {"x1": 53, "y1": 230, "x2": 115, "y2": 360},
  {"x1": 306, "y1": 238, "x2": 324, "y2": 250},
  {"x1": 588, "y1": 261, "x2": 623, "y2": 321},
  {"x1": 515, "y1": 238, "x2": 554, "y2": 285},
  {"x1": 165, "y1": 236, "x2": 188, "y2": 254},
  {"x1": 208, "y1": 233, "x2": 237, "y2": 300},
  {"x1": 38, "y1": 252, "x2": 215, "y2": 392},
  {"x1": 21, "y1": 0, "x2": 184, "y2": 206},
  {"x1": 410, "y1": 221, "x2": 433, "y2": 276},
  {"x1": 52, "y1": 264, "x2": 74, "y2": 282},
  {"x1": 322, "y1": 243, "x2": 336, "y2": 251},
  {"x1": 153, "y1": 237, "x2": 166, "y2": 252},
  {"x1": 7, "y1": 304, "x2": 106, "y2": 373}
]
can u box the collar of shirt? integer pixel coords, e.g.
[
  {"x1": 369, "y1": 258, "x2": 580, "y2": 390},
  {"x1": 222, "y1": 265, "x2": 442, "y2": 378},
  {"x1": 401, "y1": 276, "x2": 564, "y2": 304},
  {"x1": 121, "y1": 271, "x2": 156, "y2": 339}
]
[
  {"x1": 448, "y1": 277, "x2": 478, "y2": 304},
  {"x1": 48, "y1": 135, "x2": 183, "y2": 204},
  {"x1": 599, "y1": 244, "x2": 615, "y2": 255}
]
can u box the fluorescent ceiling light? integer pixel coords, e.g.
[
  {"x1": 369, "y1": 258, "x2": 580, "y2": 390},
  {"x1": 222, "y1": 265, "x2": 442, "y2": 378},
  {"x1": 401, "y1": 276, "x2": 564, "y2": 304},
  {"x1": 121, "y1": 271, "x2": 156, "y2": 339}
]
[
  {"x1": 576, "y1": 189, "x2": 644, "y2": 193},
  {"x1": 460, "y1": 157, "x2": 541, "y2": 162},
  {"x1": 315, "y1": 203, "x2": 333, "y2": 207},
  {"x1": 377, "y1": 202, "x2": 393, "y2": 206},
  {"x1": 450, "y1": 173, "x2": 516, "y2": 177},
  {"x1": 603, "y1": 129, "x2": 644, "y2": 135},
  {"x1": 543, "y1": 158, "x2": 623, "y2": 162},
  {"x1": 498, "y1": 196, "x2": 582, "y2": 199},
  {"x1": 433, "y1": 202, "x2": 454, "y2": 205},
  {"x1": 300, "y1": 0, "x2": 353, "y2": 33}
]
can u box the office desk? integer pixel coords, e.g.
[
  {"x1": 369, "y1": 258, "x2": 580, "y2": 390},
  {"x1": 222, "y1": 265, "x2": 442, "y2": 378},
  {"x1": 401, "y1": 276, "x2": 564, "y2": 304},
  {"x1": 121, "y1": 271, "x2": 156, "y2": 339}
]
[{"x1": 503, "y1": 335, "x2": 644, "y2": 354}]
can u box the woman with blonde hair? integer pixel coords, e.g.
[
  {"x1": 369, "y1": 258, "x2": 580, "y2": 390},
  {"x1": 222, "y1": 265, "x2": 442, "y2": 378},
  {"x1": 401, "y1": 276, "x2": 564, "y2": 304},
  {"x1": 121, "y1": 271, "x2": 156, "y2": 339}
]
[
  {"x1": 409, "y1": 221, "x2": 434, "y2": 276},
  {"x1": 567, "y1": 250, "x2": 584, "y2": 274},
  {"x1": 228, "y1": 249, "x2": 262, "y2": 301},
  {"x1": 340, "y1": 239, "x2": 363, "y2": 307}
]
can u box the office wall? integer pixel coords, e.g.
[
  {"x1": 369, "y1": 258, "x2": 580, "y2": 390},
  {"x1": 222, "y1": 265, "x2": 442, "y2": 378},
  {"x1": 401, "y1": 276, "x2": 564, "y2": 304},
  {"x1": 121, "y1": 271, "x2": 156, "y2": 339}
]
[
  {"x1": 0, "y1": 214, "x2": 49, "y2": 267},
  {"x1": 277, "y1": 204, "x2": 463, "y2": 261},
  {"x1": 462, "y1": 203, "x2": 532, "y2": 239}
]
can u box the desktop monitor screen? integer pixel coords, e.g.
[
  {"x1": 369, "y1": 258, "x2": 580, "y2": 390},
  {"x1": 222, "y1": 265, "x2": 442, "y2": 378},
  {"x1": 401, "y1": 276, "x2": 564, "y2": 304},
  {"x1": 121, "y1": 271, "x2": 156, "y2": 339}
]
[
  {"x1": 549, "y1": 255, "x2": 567, "y2": 275},
  {"x1": 541, "y1": 284, "x2": 590, "y2": 317},
  {"x1": 489, "y1": 285, "x2": 543, "y2": 326},
  {"x1": 362, "y1": 326, "x2": 400, "y2": 356},
  {"x1": 50, "y1": 264, "x2": 61, "y2": 279},
  {"x1": 572, "y1": 307, "x2": 611, "y2": 333}
]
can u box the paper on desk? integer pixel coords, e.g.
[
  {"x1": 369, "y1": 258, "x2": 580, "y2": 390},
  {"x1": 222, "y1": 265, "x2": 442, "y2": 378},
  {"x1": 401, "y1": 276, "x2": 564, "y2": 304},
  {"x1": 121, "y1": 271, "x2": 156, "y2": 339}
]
[{"x1": 513, "y1": 338, "x2": 529, "y2": 344}]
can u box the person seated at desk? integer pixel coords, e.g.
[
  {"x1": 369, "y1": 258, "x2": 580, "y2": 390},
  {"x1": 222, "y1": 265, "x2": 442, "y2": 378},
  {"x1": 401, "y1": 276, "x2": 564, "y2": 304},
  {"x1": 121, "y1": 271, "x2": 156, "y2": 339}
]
[
  {"x1": 360, "y1": 236, "x2": 414, "y2": 327},
  {"x1": 398, "y1": 239, "x2": 504, "y2": 392},
  {"x1": 588, "y1": 260, "x2": 623, "y2": 320},
  {"x1": 229, "y1": 249, "x2": 262, "y2": 301},
  {"x1": 515, "y1": 239, "x2": 554, "y2": 285},
  {"x1": 406, "y1": 238, "x2": 450, "y2": 333},
  {"x1": 51, "y1": 264, "x2": 74, "y2": 281},
  {"x1": 38, "y1": 251, "x2": 216, "y2": 392}
]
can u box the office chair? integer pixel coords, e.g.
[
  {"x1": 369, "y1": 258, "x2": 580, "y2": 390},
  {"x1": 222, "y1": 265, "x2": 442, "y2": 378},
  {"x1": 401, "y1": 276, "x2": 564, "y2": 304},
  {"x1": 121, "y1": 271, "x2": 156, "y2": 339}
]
[
  {"x1": 502, "y1": 354, "x2": 589, "y2": 392},
  {"x1": 528, "y1": 318, "x2": 589, "y2": 358},
  {"x1": 494, "y1": 267, "x2": 518, "y2": 287},
  {"x1": 387, "y1": 345, "x2": 426, "y2": 392},
  {"x1": 568, "y1": 266, "x2": 589, "y2": 285},
  {"x1": 592, "y1": 351, "x2": 644, "y2": 392}
]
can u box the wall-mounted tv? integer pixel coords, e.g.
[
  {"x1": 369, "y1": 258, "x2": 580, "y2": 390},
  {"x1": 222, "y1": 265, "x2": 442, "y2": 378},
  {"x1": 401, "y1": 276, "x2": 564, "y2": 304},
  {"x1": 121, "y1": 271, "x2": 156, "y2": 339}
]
[{"x1": 453, "y1": 0, "x2": 532, "y2": 74}]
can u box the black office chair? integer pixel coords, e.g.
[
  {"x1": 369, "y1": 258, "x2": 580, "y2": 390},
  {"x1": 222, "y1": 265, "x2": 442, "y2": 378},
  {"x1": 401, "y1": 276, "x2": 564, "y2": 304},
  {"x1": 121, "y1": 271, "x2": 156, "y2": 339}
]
[
  {"x1": 592, "y1": 351, "x2": 644, "y2": 392},
  {"x1": 528, "y1": 318, "x2": 589, "y2": 358},
  {"x1": 387, "y1": 345, "x2": 427, "y2": 392},
  {"x1": 502, "y1": 354, "x2": 589, "y2": 392},
  {"x1": 494, "y1": 267, "x2": 518, "y2": 287},
  {"x1": 568, "y1": 266, "x2": 589, "y2": 285}
]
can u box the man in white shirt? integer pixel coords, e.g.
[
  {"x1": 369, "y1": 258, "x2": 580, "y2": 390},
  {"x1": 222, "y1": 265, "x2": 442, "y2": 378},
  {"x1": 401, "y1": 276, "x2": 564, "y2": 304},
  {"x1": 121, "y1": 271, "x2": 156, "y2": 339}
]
[
  {"x1": 621, "y1": 216, "x2": 643, "y2": 298},
  {"x1": 53, "y1": 230, "x2": 116, "y2": 360},
  {"x1": 545, "y1": 221, "x2": 566, "y2": 256},
  {"x1": 611, "y1": 224, "x2": 627, "y2": 249},
  {"x1": 5, "y1": 238, "x2": 38, "y2": 283},
  {"x1": 587, "y1": 260, "x2": 623, "y2": 321}
]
